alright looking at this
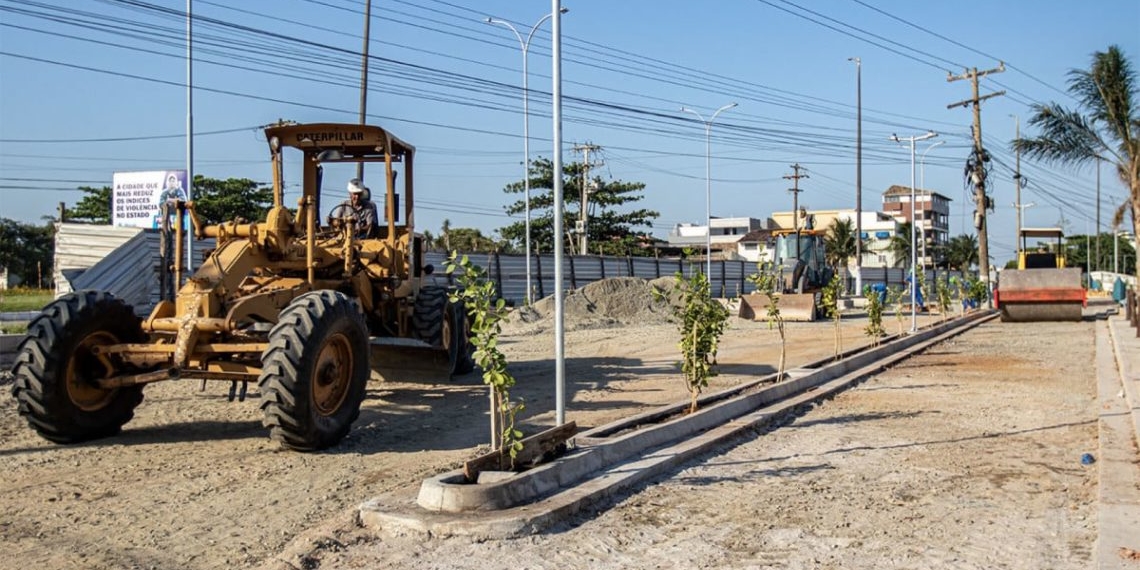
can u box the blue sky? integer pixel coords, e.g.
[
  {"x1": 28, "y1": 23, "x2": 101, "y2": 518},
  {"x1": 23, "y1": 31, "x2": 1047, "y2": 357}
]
[{"x1": 1, "y1": 0, "x2": 1138, "y2": 263}]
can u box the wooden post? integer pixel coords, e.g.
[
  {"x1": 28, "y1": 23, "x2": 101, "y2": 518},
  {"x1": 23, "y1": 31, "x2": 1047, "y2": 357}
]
[{"x1": 489, "y1": 389, "x2": 501, "y2": 451}]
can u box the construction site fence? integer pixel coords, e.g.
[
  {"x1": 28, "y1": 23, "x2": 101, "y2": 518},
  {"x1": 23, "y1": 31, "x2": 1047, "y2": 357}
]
[
  {"x1": 423, "y1": 250, "x2": 965, "y2": 307},
  {"x1": 49, "y1": 224, "x2": 968, "y2": 313}
]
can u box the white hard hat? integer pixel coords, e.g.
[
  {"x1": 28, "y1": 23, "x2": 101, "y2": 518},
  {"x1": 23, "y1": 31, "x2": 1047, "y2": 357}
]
[{"x1": 347, "y1": 178, "x2": 366, "y2": 194}]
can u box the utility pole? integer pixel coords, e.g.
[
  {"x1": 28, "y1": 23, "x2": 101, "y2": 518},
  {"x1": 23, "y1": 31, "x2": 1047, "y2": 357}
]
[
  {"x1": 573, "y1": 142, "x2": 601, "y2": 256},
  {"x1": 948, "y1": 63, "x2": 1005, "y2": 308},
  {"x1": 784, "y1": 163, "x2": 808, "y2": 261}
]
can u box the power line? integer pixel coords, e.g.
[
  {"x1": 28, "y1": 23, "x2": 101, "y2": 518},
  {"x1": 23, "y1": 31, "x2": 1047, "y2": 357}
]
[
  {"x1": 0, "y1": 125, "x2": 260, "y2": 143},
  {"x1": 846, "y1": 0, "x2": 1075, "y2": 102},
  {"x1": 1, "y1": 0, "x2": 969, "y2": 154},
  {"x1": 752, "y1": 0, "x2": 954, "y2": 72},
  {"x1": 0, "y1": 0, "x2": 1103, "y2": 234}
]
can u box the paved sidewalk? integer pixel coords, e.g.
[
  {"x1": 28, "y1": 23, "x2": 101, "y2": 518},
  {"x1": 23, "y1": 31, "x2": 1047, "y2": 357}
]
[{"x1": 1098, "y1": 313, "x2": 1140, "y2": 568}]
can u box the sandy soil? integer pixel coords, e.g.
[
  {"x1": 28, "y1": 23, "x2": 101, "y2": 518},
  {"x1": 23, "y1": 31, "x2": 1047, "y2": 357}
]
[{"x1": 0, "y1": 281, "x2": 1094, "y2": 570}]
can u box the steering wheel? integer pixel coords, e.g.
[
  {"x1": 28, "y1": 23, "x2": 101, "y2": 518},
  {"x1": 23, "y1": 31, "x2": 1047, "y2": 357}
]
[{"x1": 326, "y1": 203, "x2": 353, "y2": 228}]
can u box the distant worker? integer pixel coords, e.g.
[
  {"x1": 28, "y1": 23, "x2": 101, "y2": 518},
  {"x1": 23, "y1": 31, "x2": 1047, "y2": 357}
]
[{"x1": 332, "y1": 178, "x2": 378, "y2": 238}]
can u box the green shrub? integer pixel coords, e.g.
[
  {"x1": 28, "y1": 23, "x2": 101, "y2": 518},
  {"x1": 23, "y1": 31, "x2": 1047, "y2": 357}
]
[
  {"x1": 657, "y1": 271, "x2": 731, "y2": 414},
  {"x1": 446, "y1": 253, "x2": 525, "y2": 463}
]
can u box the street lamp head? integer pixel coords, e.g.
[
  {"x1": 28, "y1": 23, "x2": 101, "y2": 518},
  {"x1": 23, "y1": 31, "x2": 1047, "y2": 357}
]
[
  {"x1": 559, "y1": 7, "x2": 569, "y2": 14},
  {"x1": 848, "y1": 56, "x2": 860, "y2": 64},
  {"x1": 922, "y1": 140, "x2": 945, "y2": 158},
  {"x1": 485, "y1": 16, "x2": 493, "y2": 23},
  {"x1": 890, "y1": 134, "x2": 899, "y2": 142}
]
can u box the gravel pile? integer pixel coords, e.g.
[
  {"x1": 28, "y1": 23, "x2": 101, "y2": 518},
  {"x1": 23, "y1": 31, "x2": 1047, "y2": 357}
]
[{"x1": 504, "y1": 277, "x2": 681, "y2": 332}]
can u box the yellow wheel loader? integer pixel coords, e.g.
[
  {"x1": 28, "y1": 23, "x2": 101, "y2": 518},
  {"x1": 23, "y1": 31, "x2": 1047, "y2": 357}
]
[
  {"x1": 995, "y1": 228, "x2": 1085, "y2": 322},
  {"x1": 739, "y1": 228, "x2": 834, "y2": 322},
  {"x1": 10, "y1": 122, "x2": 472, "y2": 451}
]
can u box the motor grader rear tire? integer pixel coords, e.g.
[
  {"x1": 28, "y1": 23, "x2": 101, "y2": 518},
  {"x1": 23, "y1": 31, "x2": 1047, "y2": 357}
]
[
  {"x1": 451, "y1": 299, "x2": 476, "y2": 375},
  {"x1": 259, "y1": 291, "x2": 369, "y2": 451},
  {"x1": 413, "y1": 286, "x2": 474, "y2": 376},
  {"x1": 412, "y1": 286, "x2": 448, "y2": 341},
  {"x1": 11, "y1": 291, "x2": 146, "y2": 444}
]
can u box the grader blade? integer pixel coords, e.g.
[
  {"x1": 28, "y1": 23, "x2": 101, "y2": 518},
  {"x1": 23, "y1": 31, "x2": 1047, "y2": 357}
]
[
  {"x1": 368, "y1": 338, "x2": 453, "y2": 381},
  {"x1": 997, "y1": 268, "x2": 1084, "y2": 323}
]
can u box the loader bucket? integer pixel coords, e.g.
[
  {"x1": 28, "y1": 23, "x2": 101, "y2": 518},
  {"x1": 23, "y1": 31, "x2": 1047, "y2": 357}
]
[
  {"x1": 997, "y1": 267, "x2": 1084, "y2": 322},
  {"x1": 739, "y1": 293, "x2": 818, "y2": 322}
]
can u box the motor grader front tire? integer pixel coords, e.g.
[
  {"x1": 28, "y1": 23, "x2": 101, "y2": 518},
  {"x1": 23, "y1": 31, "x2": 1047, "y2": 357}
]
[
  {"x1": 10, "y1": 291, "x2": 146, "y2": 444},
  {"x1": 258, "y1": 291, "x2": 369, "y2": 451}
]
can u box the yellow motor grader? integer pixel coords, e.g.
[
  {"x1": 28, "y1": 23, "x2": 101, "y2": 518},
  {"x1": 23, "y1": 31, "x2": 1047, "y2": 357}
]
[{"x1": 10, "y1": 122, "x2": 472, "y2": 451}]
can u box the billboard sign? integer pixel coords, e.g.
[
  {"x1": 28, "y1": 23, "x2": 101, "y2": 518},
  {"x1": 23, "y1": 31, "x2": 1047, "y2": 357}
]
[{"x1": 112, "y1": 170, "x2": 188, "y2": 228}]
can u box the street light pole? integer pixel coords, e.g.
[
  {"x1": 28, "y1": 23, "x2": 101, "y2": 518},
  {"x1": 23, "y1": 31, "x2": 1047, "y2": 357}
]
[
  {"x1": 849, "y1": 57, "x2": 862, "y2": 294},
  {"x1": 1011, "y1": 201, "x2": 1035, "y2": 247},
  {"x1": 681, "y1": 103, "x2": 737, "y2": 281},
  {"x1": 487, "y1": 8, "x2": 566, "y2": 305},
  {"x1": 550, "y1": 0, "x2": 566, "y2": 426},
  {"x1": 1011, "y1": 114, "x2": 1023, "y2": 252},
  {"x1": 356, "y1": 0, "x2": 372, "y2": 182},
  {"x1": 919, "y1": 140, "x2": 944, "y2": 270},
  {"x1": 891, "y1": 131, "x2": 937, "y2": 333},
  {"x1": 186, "y1": 0, "x2": 194, "y2": 274}
]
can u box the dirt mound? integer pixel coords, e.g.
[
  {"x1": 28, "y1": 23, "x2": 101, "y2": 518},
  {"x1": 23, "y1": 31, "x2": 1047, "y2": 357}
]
[{"x1": 506, "y1": 277, "x2": 680, "y2": 332}]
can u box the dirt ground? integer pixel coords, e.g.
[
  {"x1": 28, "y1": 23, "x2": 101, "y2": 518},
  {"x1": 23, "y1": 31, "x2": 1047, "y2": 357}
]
[
  {"x1": 304, "y1": 319, "x2": 1099, "y2": 570},
  {"x1": 0, "y1": 281, "x2": 1097, "y2": 570}
]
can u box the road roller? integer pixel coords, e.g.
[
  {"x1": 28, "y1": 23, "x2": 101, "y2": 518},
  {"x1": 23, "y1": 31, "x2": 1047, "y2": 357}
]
[{"x1": 995, "y1": 228, "x2": 1085, "y2": 322}]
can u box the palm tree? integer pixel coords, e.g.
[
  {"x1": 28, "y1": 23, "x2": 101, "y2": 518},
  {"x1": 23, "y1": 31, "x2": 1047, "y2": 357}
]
[
  {"x1": 944, "y1": 234, "x2": 979, "y2": 273},
  {"x1": 1013, "y1": 45, "x2": 1140, "y2": 283},
  {"x1": 824, "y1": 218, "x2": 857, "y2": 271},
  {"x1": 887, "y1": 222, "x2": 912, "y2": 268}
]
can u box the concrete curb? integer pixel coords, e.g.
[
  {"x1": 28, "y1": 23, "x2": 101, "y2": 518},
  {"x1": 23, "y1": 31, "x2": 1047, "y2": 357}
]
[
  {"x1": 360, "y1": 311, "x2": 997, "y2": 539},
  {"x1": 416, "y1": 311, "x2": 991, "y2": 514},
  {"x1": 1106, "y1": 316, "x2": 1140, "y2": 448},
  {"x1": 0, "y1": 311, "x2": 38, "y2": 322},
  {"x1": 1096, "y1": 315, "x2": 1140, "y2": 568}
]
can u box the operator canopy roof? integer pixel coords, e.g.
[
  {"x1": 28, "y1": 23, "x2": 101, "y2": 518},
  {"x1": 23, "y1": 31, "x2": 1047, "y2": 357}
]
[
  {"x1": 1019, "y1": 227, "x2": 1065, "y2": 239},
  {"x1": 264, "y1": 122, "x2": 415, "y2": 159}
]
